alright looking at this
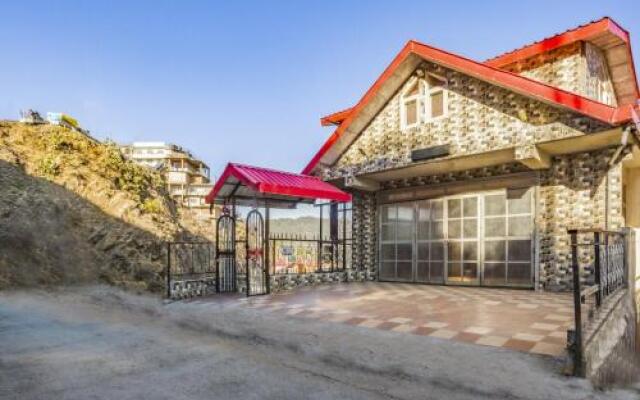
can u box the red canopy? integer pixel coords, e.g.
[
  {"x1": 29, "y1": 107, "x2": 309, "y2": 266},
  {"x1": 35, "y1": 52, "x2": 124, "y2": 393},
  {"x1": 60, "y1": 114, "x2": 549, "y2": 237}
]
[{"x1": 206, "y1": 163, "x2": 351, "y2": 207}]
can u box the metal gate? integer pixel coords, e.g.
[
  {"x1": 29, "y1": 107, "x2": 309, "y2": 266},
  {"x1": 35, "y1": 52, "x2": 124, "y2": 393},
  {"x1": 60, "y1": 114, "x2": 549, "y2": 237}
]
[
  {"x1": 246, "y1": 209, "x2": 269, "y2": 296},
  {"x1": 215, "y1": 208, "x2": 237, "y2": 292}
]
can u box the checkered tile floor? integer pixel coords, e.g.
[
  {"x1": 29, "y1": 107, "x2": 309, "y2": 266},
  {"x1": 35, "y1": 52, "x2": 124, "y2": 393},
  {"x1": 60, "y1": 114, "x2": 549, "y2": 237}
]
[{"x1": 197, "y1": 282, "x2": 574, "y2": 356}]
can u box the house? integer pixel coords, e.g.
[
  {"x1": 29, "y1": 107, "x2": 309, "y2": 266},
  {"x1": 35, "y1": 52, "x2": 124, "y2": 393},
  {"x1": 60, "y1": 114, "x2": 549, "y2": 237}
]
[
  {"x1": 303, "y1": 17, "x2": 640, "y2": 291},
  {"x1": 120, "y1": 141, "x2": 214, "y2": 217}
]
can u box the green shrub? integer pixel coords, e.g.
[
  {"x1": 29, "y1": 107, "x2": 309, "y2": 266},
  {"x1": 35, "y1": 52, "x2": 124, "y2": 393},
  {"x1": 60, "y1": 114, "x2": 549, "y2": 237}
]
[
  {"x1": 37, "y1": 155, "x2": 60, "y2": 177},
  {"x1": 140, "y1": 198, "x2": 164, "y2": 214}
]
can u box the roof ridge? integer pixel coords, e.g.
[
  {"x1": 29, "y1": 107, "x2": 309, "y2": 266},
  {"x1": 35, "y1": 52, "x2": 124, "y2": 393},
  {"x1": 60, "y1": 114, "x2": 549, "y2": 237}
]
[
  {"x1": 485, "y1": 17, "x2": 614, "y2": 64},
  {"x1": 230, "y1": 162, "x2": 321, "y2": 179}
]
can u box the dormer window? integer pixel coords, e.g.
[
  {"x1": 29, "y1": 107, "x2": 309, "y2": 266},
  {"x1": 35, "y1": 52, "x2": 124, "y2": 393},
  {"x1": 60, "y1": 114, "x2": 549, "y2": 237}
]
[{"x1": 400, "y1": 73, "x2": 448, "y2": 130}]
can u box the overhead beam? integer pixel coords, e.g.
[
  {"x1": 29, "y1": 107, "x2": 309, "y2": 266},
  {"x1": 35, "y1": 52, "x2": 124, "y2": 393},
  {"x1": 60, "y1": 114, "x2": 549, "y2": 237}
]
[
  {"x1": 515, "y1": 144, "x2": 551, "y2": 170},
  {"x1": 345, "y1": 175, "x2": 380, "y2": 192}
]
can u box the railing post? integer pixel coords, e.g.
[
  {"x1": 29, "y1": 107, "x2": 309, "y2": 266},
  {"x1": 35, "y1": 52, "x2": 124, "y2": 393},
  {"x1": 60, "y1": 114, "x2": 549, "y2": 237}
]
[
  {"x1": 166, "y1": 242, "x2": 171, "y2": 299},
  {"x1": 594, "y1": 231, "x2": 602, "y2": 307},
  {"x1": 569, "y1": 229, "x2": 584, "y2": 376}
]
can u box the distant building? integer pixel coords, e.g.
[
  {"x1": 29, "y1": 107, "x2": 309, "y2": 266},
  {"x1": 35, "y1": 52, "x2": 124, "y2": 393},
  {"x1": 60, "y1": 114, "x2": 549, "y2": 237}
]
[{"x1": 119, "y1": 142, "x2": 214, "y2": 215}]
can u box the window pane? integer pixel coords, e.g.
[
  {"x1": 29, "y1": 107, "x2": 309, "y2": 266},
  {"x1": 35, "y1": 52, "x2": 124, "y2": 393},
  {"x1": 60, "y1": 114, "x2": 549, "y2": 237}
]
[
  {"x1": 397, "y1": 262, "x2": 413, "y2": 280},
  {"x1": 381, "y1": 224, "x2": 395, "y2": 241},
  {"x1": 448, "y1": 199, "x2": 461, "y2": 218},
  {"x1": 508, "y1": 240, "x2": 531, "y2": 262},
  {"x1": 463, "y1": 219, "x2": 477, "y2": 238},
  {"x1": 484, "y1": 263, "x2": 506, "y2": 285},
  {"x1": 448, "y1": 241, "x2": 462, "y2": 261},
  {"x1": 485, "y1": 194, "x2": 506, "y2": 216},
  {"x1": 463, "y1": 242, "x2": 478, "y2": 261},
  {"x1": 397, "y1": 243, "x2": 413, "y2": 260},
  {"x1": 431, "y1": 91, "x2": 444, "y2": 118},
  {"x1": 381, "y1": 244, "x2": 396, "y2": 260},
  {"x1": 430, "y1": 262, "x2": 445, "y2": 282},
  {"x1": 463, "y1": 197, "x2": 477, "y2": 217},
  {"x1": 418, "y1": 242, "x2": 429, "y2": 260},
  {"x1": 397, "y1": 223, "x2": 413, "y2": 241},
  {"x1": 485, "y1": 217, "x2": 505, "y2": 237},
  {"x1": 463, "y1": 263, "x2": 478, "y2": 281},
  {"x1": 431, "y1": 221, "x2": 444, "y2": 239},
  {"x1": 448, "y1": 220, "x2": 461, "y2": 238},
  {"x1": 397, "y1": 206, "x2": 413, "y2": 221},
  {"x1": 484, "y1": 240, "x2": 506, "y2": 261},
  {"x1": 508, "y1": 189, "x2": 532, "y2": 214},
  {"x1": 508, "y1": 216, "x2": 531, "y2": 237},
  {"x1": 507, "y1": 263, "x2": 532, "y2": 285},
  {"x1": 381, "y1": 206, "x2": 395, "y2": 223},
  {"x1": 405, "y1": 100, "x2": 417, "y2": 125},
  {"x1": 431, "y1": 242, "x2": 444, "y2": 261},
  {"x1": 448, "y1": 262, "x2": 462, "y2": 279},
  {"x1": 418, "y1": 203, "x2": 431, "y2": 221},
  {"x1": 418, "y1": 221, "x2": 430, "y2": 240},
  {"x1": 380, "y1": 262, "x2": 395, "y2": 279},
  {"x1": 431, "y1": 201, "x2": 444, "y2": 219},
  {"x1": 417, "y1": 262, "x2": 429, "y2": 282}
]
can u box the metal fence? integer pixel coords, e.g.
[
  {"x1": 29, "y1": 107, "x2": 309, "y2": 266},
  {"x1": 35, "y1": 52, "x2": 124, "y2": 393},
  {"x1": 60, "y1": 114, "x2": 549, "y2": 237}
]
[
  {"x1": 166, "y1": 242, "x2": 216, "y2": 299},
  {"x1": 568, "y1": 229, "x2": 628, "y2": 376},
  {"x1": 269, "y1": 233, "x2": 352, "y2": 275}
]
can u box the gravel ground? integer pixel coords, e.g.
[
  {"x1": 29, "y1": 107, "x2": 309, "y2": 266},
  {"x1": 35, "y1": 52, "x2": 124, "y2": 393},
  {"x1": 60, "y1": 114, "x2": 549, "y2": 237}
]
[{"x1": 0, "y1": 285, "x2": 638, "y2": 400}]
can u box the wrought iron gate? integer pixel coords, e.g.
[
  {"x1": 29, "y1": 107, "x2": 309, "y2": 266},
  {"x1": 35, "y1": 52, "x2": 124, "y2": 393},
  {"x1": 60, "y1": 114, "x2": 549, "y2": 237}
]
[
  {"x1": 246, "y1": 209, "x2": 269, "y2": 296},
  {"x1": 216, "y1": 209, "x2": 237, "y2": 292}
]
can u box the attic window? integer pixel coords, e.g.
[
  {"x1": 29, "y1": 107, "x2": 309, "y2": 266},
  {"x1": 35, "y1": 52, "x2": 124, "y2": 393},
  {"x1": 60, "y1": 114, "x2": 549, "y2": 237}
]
[
  {"x1": 400, "y1": 79, "x2": 423, "y2": 129},
  {"x1": 426, "y1": 74, "x2": 447, "y2": 119},
  {"x1": 400, "y1": 74, "x2": 448, "y2": 130}
]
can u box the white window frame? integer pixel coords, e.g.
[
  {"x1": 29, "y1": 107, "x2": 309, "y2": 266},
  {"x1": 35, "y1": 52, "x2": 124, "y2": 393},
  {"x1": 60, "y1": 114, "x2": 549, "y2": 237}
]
[
  {"x1": 400, "y1": 77, "x2": 425, "y2": 130},
  {"x1": 424, "y1": 73, "x2": 448, "y2": 122},
  {"x1": 400, "y1": 73, "x2": 448, "y2": 131}
]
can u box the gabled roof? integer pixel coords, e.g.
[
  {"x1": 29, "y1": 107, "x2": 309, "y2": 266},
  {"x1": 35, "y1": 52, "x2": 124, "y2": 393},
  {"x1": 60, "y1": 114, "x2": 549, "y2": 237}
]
[
  {"x1": 318, "y1": 17, "x2": 639, "y2": 128},
  {"x1": 486, "y1": 17, "x2": 639, "y2": 106},
  {"x1": 303, "y1": 39, "x2": 637, "y2": 175},
  {"x1": 206, "y1": 163, "x2": 351, "y2": 205}
]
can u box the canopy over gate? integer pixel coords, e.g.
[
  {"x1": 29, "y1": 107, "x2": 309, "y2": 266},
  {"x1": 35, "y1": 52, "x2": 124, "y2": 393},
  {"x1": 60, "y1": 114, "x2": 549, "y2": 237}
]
[{"x1": 205, "y1": 163, "x2": 351, "y2": 208}]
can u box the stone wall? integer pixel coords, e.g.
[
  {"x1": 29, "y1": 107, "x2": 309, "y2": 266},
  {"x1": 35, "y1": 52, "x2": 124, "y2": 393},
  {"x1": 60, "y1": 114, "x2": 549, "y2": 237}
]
[
  {"x1": 500, "y1": 42, "x2": 584, "y2": 95},
  {"x1": 499, "y1": 41, "x2": 617, "y2": 106},
  {"x1": 352, "y1": 191, "x2": 378, "y2": 276},
  {"x1": 539, "y1": 148, "x2": 626, "y2": 290},
  {"x1": 325, "y1": 61, "x2": 611, "y2": 181}
]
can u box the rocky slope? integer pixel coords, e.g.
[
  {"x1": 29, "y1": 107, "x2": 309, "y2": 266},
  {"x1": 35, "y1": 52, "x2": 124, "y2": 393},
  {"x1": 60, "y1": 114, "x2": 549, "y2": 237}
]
[{"x1": 0, "y1": 121, "x2": 198, "y2": 291}]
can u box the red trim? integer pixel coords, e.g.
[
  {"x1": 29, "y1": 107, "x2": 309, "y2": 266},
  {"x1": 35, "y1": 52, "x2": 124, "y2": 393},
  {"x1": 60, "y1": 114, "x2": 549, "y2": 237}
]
[
  {"x1": 302, "y1": 40, "x2": 635, "y2": 175},
  {"x1": 486, "y1": 17, "x2": 639, "y2": 102},
  {"x1": 206, "y1": 163, "x2": 351, "y2": 204},
  {"x1": 320, "y1": 107, "x2": 354, "y2": 126},
  {"x1": 486, "y1": 18, "x2": 621, "y2": 67}
]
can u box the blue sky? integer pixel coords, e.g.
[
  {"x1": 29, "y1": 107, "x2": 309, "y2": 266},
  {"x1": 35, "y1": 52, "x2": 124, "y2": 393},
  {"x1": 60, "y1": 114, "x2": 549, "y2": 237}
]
[{"x1": 1, "y1": 1, "x2": 638, "y2": 178}]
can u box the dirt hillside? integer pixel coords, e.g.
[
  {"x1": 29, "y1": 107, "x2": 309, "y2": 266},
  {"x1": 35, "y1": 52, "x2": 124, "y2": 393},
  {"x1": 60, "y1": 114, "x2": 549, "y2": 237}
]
[{"x1": 0, "y1": 121, "x2": 199, "y2": 291}]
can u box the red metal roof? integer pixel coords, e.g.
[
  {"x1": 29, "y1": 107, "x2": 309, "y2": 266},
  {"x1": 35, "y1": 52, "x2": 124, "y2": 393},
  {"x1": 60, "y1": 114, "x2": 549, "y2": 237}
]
[
  {"x1": 320, "y1": 107, "x2": 355, "y2": 127},
  {"x1": 303, "y1": 39, "x2": 637, "y2": 175},
  {"x1": 206, "y1": 163, "x2": 351, "y2": 204},
  {"x1": 317, "y1": 17, "x2": 639, "y2": 129}
]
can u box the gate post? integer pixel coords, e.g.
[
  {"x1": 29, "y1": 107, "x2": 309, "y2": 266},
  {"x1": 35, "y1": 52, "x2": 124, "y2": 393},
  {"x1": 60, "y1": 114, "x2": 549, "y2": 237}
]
[
  {"x1": 569, "y1": 229, "x2": 584, "y2": 376},
  {"x1": 166, "y1": 242, "x2": 171, "y2": 299},
  {"x1": 265, "y1": 204, "x2": 271, "y2": 294}
]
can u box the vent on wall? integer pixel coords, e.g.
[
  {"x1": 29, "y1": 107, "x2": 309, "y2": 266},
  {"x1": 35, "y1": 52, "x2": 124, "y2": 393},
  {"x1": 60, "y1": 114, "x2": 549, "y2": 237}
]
[{"x1": 411, "y1": 144, "x2": 450, "y2": 162}]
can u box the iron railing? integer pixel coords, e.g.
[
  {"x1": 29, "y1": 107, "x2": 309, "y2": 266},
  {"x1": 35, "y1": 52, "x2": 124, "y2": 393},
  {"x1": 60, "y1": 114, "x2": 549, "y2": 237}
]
[
  {"x1": 166, "y1": 241, "x2": 216, "y2": 298},
  {"x1": 269, "y1": 233, "x2": 352, "y2": 275},
  {"x1": 568, "y1": 229, "x2": 628, "y2": 376}
]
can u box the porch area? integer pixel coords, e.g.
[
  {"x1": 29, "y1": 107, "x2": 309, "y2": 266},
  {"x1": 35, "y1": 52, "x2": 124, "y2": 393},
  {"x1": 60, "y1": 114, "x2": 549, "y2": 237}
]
[{"x1": 215, "y1": 282, "x2": 574, "y2": 356}]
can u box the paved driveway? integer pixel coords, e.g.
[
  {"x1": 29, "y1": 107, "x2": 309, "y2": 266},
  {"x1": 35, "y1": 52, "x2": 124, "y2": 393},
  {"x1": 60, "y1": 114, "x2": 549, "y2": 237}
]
[{"x1": 216, "y1": 282, "x2": 574, "y2": 356}]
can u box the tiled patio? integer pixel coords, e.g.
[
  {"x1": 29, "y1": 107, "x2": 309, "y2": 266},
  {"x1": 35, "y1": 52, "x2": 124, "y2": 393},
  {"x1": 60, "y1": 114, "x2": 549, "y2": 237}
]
[{"x1": 203, "y1": 282, "x2": 574, "y2": 356}]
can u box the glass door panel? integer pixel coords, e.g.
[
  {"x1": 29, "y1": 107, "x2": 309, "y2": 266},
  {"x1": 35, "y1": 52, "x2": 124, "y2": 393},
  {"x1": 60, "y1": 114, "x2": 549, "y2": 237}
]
[
  {"x1": 446, "y1": 196, "x2": 479, "y2": 285},
  {"x1": 379, "y1": 203, "x2": 414, "y2": 281},
  {"x1": 416, "y1": 200, "x2": 445, "y2": 283}
]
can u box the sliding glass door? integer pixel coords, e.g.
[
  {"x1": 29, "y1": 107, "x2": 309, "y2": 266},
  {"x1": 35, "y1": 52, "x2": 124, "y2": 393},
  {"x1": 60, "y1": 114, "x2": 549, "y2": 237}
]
[{"x1": 378, "y1": 189, "x2": 534, "y2": 288}]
